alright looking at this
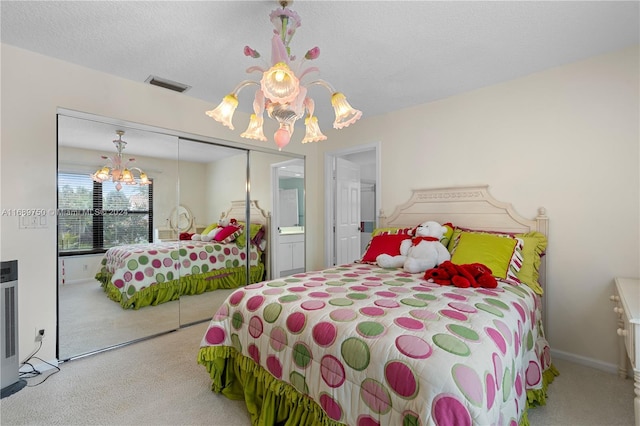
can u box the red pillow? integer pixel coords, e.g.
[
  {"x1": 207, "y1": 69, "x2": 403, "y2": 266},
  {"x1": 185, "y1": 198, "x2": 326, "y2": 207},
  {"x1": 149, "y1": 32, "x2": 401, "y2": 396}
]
[
  {"x1": 214, "y1": 225, "x2": 242, "y2": 243},
  {"x1": 360, "y1": 234, "x2": 410, "y2": 263}
]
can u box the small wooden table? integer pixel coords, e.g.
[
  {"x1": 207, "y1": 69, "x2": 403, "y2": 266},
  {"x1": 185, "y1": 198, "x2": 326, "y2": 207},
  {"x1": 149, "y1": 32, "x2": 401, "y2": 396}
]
[{"x1": 611, "y1": 277, "x2": 640, "y2": 426}]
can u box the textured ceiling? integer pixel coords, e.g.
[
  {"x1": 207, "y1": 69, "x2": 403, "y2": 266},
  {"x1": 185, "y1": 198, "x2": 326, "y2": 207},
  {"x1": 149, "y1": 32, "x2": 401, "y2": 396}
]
[{"x1": 2, "y1": 0, "x2": 639, "y2": 144}]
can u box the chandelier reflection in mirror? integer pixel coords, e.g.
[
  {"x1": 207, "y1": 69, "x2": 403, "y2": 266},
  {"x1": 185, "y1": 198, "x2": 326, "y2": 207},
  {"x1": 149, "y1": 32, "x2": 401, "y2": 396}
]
[
  {"x1": 206, "y1": 0, "x2": 362, "y2": 150},
  {"x1": 91, "y1": 130, "x2": 151, "y2": 191}
]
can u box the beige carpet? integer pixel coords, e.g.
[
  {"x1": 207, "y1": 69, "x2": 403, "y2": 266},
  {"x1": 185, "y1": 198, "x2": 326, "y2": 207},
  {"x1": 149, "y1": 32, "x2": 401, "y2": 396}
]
[
  {"x1": 527, "y1": 357, "x2": 636, "y2": 426},
  {"x1": 1, "y1": 324, "x2": 636, "y2": 425},
  {"x1": 58, "y1": 279, "x2": 234, "y2": 359},
  {"x1": 58, "y1": 279, "x2": 181, "y2": 359},
  {"x1": 2, "y1": 322, "x2": 251, "y2": 426}
]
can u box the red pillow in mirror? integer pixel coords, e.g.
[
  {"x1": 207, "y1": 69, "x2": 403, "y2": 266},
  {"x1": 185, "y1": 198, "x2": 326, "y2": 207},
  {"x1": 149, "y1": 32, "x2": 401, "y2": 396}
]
[{"x1": 214, "y1": 225, "x2": 242, "y2": 243}]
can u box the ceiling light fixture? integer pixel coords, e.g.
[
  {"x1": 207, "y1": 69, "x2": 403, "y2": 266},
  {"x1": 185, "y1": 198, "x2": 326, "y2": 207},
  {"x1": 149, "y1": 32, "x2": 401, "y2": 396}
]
[
  {"x1": 91, "y1": 130, "x2": 151, "y2": 191},
  {"x1": 206, "y1": 0, "x2": 362, "y2": 150}
]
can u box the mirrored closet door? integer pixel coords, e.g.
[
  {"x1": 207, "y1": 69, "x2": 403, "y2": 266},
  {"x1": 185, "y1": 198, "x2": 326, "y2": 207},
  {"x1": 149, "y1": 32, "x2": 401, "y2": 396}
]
[
  {"x1": 57, "y1": 114, "x2": 181, "y2": 360},
  {"x1": 57, "y1": 111, "x2": 306, "y2": 360},
  {"x1": 176, "y1": 139, "x2": 250, "y2": 326},
  {"x1": 178, "y1": 145, "x2": 307, "y2": 325}
]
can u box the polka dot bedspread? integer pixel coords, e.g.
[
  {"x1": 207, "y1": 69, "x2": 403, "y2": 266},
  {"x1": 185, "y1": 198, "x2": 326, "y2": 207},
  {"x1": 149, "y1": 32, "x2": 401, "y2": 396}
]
[
  {"x1": 99, "y1": 240, "x2": 261, "y2": 299},
  {"x1": 200, "y1": 263, "x2": 552, "y2": 425}
]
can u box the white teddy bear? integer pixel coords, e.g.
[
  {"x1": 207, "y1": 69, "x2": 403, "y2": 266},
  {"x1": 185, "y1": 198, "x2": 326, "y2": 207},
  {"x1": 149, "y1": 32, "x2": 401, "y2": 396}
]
[
  {"x1": 191, "y1": 218, "x2": 231, "y2": 242},
  {"x1": 376, "y1": 221, "x2": 451, "y2": 274},
  {"x1": 200, "y1": 229, "x2": 219, "y2": 242}
]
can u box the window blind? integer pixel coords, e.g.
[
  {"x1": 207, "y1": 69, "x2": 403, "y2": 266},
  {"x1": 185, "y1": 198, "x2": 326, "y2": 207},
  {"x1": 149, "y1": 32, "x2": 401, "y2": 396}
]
[{"x1": 58, "y1": 172, "x2": 153, "y2": 254}]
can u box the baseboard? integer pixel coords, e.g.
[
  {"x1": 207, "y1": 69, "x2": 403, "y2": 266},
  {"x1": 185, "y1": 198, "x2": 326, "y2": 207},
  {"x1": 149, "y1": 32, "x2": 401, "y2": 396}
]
[
  {"x1": 62, "y1": 278, "x2": 95, "y2": 285},
  {"x1": 551, "y1": 348, "x2": 624, "y2": 376}
]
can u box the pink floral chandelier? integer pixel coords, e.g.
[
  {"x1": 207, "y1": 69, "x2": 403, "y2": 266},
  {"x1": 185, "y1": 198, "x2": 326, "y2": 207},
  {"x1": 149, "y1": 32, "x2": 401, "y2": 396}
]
[
  {"x1": 206, "y1": 1, "x2": 362, "y2": 150},
  {"x1": 91, "y1": 130, "x2": 150, "y2": 191}
]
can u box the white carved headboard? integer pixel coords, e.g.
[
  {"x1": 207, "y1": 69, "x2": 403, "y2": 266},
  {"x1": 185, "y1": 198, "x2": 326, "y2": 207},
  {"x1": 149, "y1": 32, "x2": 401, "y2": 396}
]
[
  {"x1": 221, "y1": 200, "x2": 271, "y2": 279},
  {"x1": 221, "y1": 199, "x2": 270, "y2": 228},
  {"x1": 380, "y1": 185, "x2": 547, "y2": 236}
]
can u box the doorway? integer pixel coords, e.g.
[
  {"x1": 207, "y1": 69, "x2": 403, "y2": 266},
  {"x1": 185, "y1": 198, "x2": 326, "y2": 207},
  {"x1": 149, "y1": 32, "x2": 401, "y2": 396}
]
[
  {"x1": 324, "y1": 143, "x2": 380, "y2": 267},
  {"x1": 271, "y1": 158, "x2": 305, "y2": 278}
]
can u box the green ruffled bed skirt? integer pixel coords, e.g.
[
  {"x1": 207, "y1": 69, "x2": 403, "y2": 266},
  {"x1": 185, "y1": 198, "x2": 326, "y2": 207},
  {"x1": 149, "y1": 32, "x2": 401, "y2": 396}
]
[
  {"x1": 96, "y1": 264, "x2": 264, "y2": 310},
  {"x1": 197, "y1": 345, "x2": 559, "y2": 426},
  {"x1": 198, "y1": 346, "x2": 346, "y2": 426}
]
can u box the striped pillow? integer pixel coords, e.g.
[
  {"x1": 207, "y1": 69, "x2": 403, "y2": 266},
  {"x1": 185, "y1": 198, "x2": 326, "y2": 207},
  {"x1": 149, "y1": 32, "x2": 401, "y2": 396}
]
[{"x1": 214, "y1": 224, "x2": 244, "y2": 244}]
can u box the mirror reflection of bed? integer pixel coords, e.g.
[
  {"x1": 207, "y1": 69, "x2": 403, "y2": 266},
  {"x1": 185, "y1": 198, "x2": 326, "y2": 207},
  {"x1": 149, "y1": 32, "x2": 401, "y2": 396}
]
[
  {"x1": 175, "y1": 199, "x2": 270, "y2": 327},
  {"x1": 56, "y1": 113, "x2": 305, "y2": 361}
]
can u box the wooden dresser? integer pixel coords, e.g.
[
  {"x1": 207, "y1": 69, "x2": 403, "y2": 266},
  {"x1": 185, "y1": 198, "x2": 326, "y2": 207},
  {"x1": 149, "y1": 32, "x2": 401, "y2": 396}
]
[{"x1": 611, "y1": 277, "x2": 640, "y2": 426}]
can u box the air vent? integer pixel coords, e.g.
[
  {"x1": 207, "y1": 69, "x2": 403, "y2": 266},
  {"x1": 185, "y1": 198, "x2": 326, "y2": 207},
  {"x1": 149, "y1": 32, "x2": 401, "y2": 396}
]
[{"x1": 144, "y1": 75, "x2": 191, "y2": 93}]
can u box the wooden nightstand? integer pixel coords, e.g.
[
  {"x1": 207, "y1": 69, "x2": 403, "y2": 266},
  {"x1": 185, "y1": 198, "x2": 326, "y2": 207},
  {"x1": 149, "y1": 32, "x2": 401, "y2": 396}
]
[{"x1": 611, "y1": 277, "x2": 640, "y2": 426}]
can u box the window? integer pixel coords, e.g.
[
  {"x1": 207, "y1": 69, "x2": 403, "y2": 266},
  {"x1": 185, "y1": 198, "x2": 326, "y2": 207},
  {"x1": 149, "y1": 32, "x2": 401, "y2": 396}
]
[{"x1": 58, "y1": 172, "x2": 153, "y2": 254}]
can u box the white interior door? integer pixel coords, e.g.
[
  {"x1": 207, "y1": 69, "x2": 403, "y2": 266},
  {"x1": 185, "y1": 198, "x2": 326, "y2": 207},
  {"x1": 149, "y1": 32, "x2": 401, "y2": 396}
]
[{"x1": 335, "y1": 157, "x2": 361, "y2": 264}]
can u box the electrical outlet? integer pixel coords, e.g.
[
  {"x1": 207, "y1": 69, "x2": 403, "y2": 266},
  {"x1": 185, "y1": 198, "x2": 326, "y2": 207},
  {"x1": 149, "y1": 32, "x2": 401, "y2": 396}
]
[{"x1": 35, "y1": 328, "x2": 45, "y2": 342}]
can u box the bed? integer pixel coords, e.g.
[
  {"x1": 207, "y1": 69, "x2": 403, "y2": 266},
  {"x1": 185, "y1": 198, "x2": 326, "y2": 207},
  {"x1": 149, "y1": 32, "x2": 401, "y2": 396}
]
[
  {"x1": 197, "y1": 186, "x2": 557, "y2": 425},
  {"x1": 95, "y1": 200, "x2": 270, "y2": 310}
]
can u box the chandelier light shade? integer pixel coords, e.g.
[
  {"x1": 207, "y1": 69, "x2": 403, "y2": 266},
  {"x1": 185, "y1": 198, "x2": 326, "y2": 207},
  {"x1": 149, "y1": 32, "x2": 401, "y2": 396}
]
[
  {"x1": 205, "y1": 0, "x2": 362, "y2": 150},
  {"x1": 91, "y1": 130, "x2": 151, "y2": 191}
]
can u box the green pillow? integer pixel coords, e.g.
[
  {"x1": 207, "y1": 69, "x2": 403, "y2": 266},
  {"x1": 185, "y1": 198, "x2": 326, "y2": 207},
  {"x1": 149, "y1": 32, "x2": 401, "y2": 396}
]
[
  {"x1": 440, "y1": 223, "x2": 454, "y2": 248},
  {"x1": 201, "y1": 222, "x2": 220, "y2": 236},
  {"x1": 447, "y1": 228, "x2": 463, "y2": 252},
  {"x1": 235, "y1": 222, "x2": 264, "y2": 248},
  {"x1": 448, "y1": 227, "x2": 547, "y2": 294},
  {"x1": 450, "y1": 232, "x2": 518, "y2": 279}
]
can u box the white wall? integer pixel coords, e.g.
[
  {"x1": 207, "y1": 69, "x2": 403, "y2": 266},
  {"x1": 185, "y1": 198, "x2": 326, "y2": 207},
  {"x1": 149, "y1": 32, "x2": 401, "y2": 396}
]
[
  {"x1": 59, "y1": 255, "x2": 103, "y2": 284},
  {"x1": 204, "y1": 153, "x2": 248, "y2": 222},
  {"x1": 177, "y1": 159, "x2": 209, "y2": 231},
  {"x1": 0, "y1": 44, "x2": 317, "y2": 363},
  {"x1": 317, "y1": 46, "x2": 640, "y2": 370}
]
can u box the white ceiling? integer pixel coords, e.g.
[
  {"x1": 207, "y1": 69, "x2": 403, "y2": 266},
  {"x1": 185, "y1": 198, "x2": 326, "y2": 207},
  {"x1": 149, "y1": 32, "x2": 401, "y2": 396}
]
[{"x1": 2, "y1": 0, "x2": 639, "y2": 145}]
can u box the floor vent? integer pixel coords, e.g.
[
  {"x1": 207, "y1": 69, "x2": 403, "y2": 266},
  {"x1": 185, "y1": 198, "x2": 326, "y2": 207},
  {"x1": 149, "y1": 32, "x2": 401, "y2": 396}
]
[{"x1": 145, "y1": 75, "x2": 191, "y2": 93}]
